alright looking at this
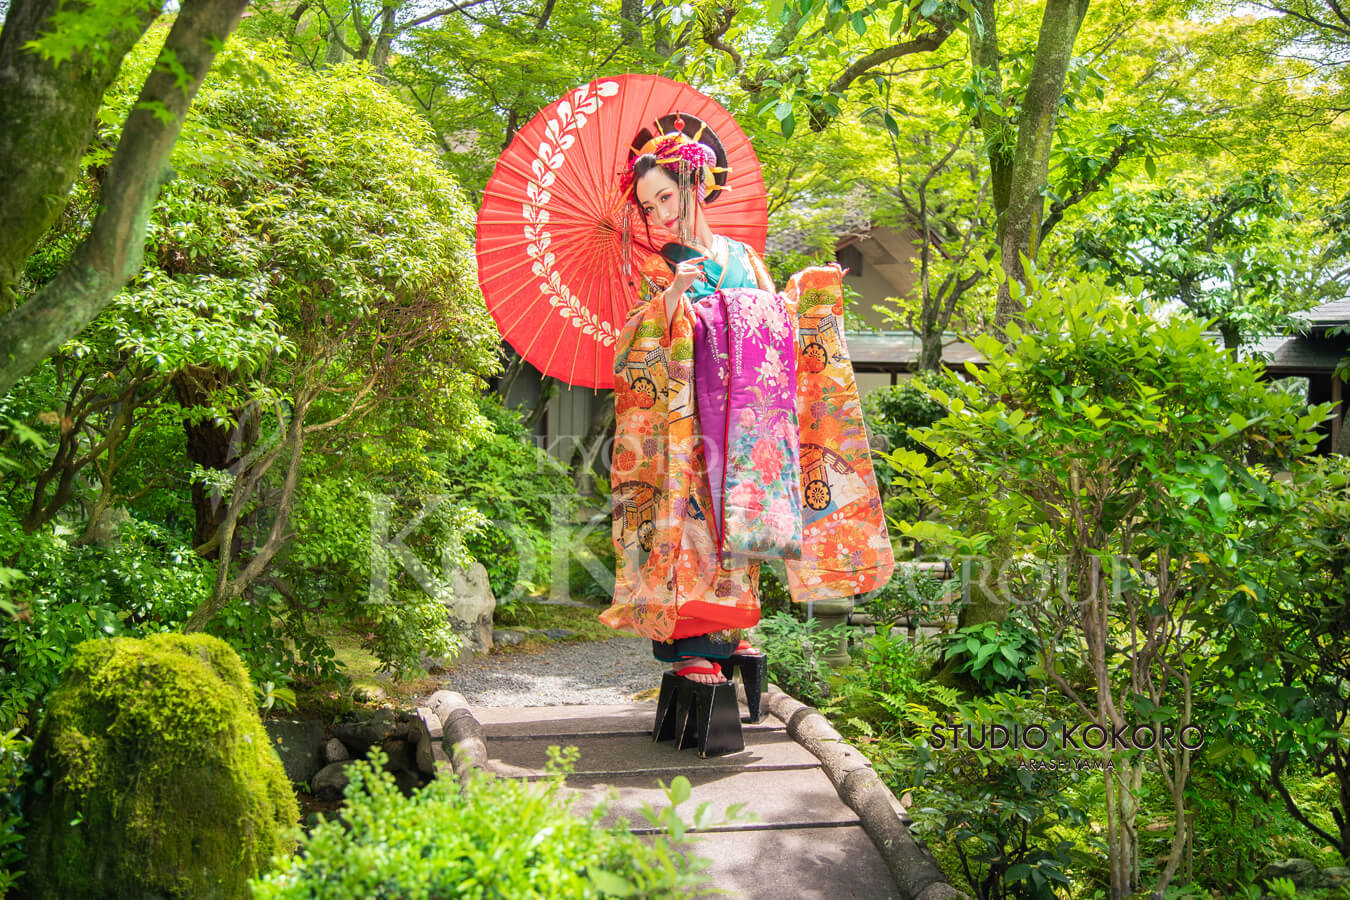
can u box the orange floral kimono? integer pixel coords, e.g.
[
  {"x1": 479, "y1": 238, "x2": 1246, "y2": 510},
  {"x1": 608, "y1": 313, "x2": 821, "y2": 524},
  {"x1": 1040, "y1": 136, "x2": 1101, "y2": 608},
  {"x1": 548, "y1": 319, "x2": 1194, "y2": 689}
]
[{"x1": 602, "y1": 249, "x2": 894, "y2": 643}]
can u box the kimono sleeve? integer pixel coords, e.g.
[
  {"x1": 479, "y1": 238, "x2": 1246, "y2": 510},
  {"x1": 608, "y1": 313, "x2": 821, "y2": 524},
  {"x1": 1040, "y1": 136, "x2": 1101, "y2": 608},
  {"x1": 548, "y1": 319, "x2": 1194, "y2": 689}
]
[{"x1": 612, "y1": 255, "x2": 677, "y2": 376}]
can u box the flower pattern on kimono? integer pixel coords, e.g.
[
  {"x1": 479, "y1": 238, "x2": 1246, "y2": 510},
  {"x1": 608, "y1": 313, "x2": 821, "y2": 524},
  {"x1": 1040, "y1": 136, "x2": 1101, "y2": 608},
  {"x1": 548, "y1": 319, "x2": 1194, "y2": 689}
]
[
  {"x1": 728, "y1": 480, "x2": 767, "y2": 513},
  {"x1": 737, "y1": 290, "x2": 781, "y2": 336},
  {"x1": 750, "y1": 441, "x2": 781, "y2": 481},
  {"x1": 756, "y1": 344, "x2": 788, "y2": 393},
  {"x1": 767, "y1": 497, "x2": 795, "y2": 537}
]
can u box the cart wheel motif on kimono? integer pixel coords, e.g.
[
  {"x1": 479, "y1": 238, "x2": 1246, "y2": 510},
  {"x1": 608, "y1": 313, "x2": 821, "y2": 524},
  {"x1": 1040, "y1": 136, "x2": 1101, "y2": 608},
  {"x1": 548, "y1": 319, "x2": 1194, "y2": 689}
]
[
  {"x1": 638, "y1": 520, "x2": 655, "y2": 551},
  {"x1": 633, "y1": 377, "x2": 657, "y2": 409},
  {"x1": 802, "y1": 341, "x2": 828, "y2": 373},
  {"x1": 805, "y1": 478, "x2": 832, "y2": 511}
]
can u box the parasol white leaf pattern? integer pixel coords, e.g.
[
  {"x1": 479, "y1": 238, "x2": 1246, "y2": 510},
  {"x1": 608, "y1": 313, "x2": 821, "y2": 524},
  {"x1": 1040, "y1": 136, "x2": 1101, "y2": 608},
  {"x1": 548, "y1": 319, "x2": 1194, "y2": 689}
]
[{"x1": 524, "y1": 79, "x2": 622, "y2": 347}]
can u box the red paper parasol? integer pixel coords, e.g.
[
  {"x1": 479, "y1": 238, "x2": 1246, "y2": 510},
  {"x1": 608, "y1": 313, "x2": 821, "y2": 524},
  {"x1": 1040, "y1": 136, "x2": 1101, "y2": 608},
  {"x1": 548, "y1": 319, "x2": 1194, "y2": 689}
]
[{"x1": 475, "y1": 74, "x2": 768, "y2": 390}]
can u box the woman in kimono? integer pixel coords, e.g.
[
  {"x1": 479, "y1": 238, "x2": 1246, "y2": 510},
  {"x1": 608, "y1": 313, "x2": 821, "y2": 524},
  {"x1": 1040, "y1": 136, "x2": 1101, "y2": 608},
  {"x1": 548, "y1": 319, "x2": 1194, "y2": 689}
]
[{"x1": 602, "y1": 115, "x2": 894, "y2": 697}]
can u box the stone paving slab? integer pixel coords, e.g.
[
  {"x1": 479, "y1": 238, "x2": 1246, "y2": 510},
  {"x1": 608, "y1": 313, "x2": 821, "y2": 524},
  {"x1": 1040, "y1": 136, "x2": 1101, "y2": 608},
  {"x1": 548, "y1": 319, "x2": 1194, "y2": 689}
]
[
  {"x1": 484, "y1": 728, "x2": 821, "y2": 779},
  {"x1": 669, "y1": 825, "x2": 902, "y2": 899},
  {"x1": 471, "y1": 701, "x2": 917, "y2": 899},
  {"x1": 558, "y1": 767, "x2": 860, "y2": 832},
  {"x1": 474, "y1": 701, "x2": 779, "y2": 738}
]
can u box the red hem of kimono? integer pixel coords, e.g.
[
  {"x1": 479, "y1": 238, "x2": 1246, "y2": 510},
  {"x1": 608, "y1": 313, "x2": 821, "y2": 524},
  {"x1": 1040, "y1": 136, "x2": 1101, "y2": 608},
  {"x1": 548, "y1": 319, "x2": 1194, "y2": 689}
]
[{"x1": 671, "y1": 602, "x2": 761, "y2": 639}]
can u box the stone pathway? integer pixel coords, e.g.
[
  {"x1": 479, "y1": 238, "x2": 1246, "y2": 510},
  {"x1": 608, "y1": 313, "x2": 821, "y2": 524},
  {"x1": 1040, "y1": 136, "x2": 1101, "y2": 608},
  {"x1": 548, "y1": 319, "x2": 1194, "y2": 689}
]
[
  {"x1": 459, "y1": 688, "x2": 964, "y2": 900},
  {"x1": 474, "y1": 700, "x2": 902, "y2": 899},
  {"x1": 411, "y1": 621, "x2": 964, "y2": 899}
]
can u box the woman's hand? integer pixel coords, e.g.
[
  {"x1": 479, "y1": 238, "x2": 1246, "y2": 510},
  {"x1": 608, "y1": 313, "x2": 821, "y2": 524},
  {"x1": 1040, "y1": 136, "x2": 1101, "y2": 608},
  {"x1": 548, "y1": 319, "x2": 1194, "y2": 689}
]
[{"x1": 663, "y1": 255, "x2": 706, "y2": 325}]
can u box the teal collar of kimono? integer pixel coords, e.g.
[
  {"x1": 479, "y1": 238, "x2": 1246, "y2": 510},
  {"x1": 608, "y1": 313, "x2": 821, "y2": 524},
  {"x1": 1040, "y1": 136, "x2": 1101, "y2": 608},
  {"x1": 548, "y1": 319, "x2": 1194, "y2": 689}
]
[{"x1": 660, "y1": 240, "x2": 754, "y2": 300}]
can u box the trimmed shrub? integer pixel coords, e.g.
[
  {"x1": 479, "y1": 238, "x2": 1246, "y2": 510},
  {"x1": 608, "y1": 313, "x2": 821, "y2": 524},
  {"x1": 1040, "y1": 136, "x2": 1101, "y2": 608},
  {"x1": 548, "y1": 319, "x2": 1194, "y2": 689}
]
[{"x1": 252, "y1": 748, "x2": 730, "y2": 898}]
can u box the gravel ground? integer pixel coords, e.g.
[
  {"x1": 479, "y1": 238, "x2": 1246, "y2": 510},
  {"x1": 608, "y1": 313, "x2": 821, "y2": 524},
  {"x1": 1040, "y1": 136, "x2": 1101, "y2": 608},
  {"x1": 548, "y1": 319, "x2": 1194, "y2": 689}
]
[{"x1": 432, "y1": 634, "x2": 666, "y2": 707}]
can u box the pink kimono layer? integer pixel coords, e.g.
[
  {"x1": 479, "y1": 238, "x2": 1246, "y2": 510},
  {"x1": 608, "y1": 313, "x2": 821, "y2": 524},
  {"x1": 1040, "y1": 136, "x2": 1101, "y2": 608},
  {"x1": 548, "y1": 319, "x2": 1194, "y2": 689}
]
[{"x1": 604, "y1": 258, "x2": 894, "y2": 642}]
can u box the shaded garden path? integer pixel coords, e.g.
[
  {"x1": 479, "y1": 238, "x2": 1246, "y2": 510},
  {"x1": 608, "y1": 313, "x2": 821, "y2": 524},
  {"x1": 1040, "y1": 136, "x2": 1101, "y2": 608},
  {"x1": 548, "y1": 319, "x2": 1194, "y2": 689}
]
[{"x1": 414, "y1": 633, "x2": 964, "y2": 900}]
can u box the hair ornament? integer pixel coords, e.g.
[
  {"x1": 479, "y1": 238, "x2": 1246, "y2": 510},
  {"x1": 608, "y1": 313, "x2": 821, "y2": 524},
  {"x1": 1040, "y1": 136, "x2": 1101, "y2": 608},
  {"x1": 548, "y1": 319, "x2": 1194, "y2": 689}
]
[{"x1": 617, "y1": 111, "x2": 730, "y2": 204}]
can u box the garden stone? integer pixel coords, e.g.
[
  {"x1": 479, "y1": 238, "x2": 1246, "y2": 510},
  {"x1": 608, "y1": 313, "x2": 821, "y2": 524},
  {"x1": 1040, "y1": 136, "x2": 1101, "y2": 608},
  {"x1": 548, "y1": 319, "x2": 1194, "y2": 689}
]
[
  {"x1": 353, "y1": 684, "x2": 387, "y2": 703},
  {"x1": 412, "y1": 707, "x2": 442, "y2": 776},
  {"x1": 312, "y1": 760, "x2": 360, "y2": 802},
  {"x1": 323, "y1": 738, "x2": 350, "y2": 764},
  {"x1": 333, "y1": 708, "x2": 398, "y2": 754},
  {"x1": 493, "y1": 628, "x2": 528, "y2": 647},
  {"x1": 263, "y1": 718, "x2": 326, "y2": 786},
  {"x1": 542, "y1": 628, "x2": 576, "y2": 640},
  {"x1": 447, "y1": 561, "x2": 496, "y2": 653},
  {"x1": 1258, "y1": 859, "x2": 1324, "y2": 888},
  {"x1": 425, "y1": 690, "x2": 469, "y2": 728},
  {"x1": 1324, "y1": 867, "x2": 1350, "y2": 884},
  {"x1": 381, "y1": 737, "x2": 414, "y2": 774},
  {"x1": 85, "y1": 505, "x2": 132, "y2": 546},
  {"x1": 20, "y1": 634, "x2": 297, "y2": 899},
  {"x1": 392, "y1": 767, "x2": 422, "y2": 797}
]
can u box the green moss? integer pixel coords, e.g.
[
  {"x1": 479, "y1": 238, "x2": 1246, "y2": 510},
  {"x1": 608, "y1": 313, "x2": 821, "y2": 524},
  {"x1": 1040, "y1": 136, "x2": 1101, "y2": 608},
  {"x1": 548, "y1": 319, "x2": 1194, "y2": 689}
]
[
  {"x1": 21, "y1": 633, "x2": 299, "y2": 899},
  {"x1": 495, "y1": 601, "x2": 615, "y2": 644}
]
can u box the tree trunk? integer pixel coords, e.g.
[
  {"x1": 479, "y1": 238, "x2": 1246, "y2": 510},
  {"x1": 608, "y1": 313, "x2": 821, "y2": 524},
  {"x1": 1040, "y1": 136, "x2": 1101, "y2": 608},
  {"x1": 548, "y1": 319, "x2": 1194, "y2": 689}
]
[
  {"x1": 324, "y1": 14, "x2": 347, "y2": 65},
  {"x1": 969, "y1": 0, "x2": 1012, "y2": 227},
  {"x1": 494, "y1": 346, "x2": 528, "y2": 403},
  {"x1": 919, "y1": 329, "x2": 943, "y2": 372},
  {"x1": 371, "y1": 4, "x2": 396, "y2": 74},
  {"x1": 183, "y1": 394, "x2": 309, "y2": 632},
  {"x1": 0, "y1": 0, "x2": 158, "y2": 314},
  {"x1": 619, "y1": 0, "x2": 643, "y2": 46},
  {"x1": 0, "y1": 0, "x2": 253, "y2": 398},
  {"x1": 987, "y1": 0, "x2": 1092, "y2": 331},
  {"x1": 523, "y1": 376, "x2": 558, "y2": 430},
  {"x1": 172, "y1": 367, "x2": 256, "y2": 558}
]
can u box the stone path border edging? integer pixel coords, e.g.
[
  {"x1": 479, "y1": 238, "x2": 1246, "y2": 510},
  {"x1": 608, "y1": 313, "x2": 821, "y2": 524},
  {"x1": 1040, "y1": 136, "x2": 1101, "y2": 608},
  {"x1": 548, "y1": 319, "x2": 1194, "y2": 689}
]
[
  {"x1": 424, "y1": 690, "x2": 489, "y2": 779},
  {"x1": 756, "y1": 681, "x2": 969, "y2": 900},
  {"x1": 426, "y1": 685, "x2": 967, "y2": 900}
]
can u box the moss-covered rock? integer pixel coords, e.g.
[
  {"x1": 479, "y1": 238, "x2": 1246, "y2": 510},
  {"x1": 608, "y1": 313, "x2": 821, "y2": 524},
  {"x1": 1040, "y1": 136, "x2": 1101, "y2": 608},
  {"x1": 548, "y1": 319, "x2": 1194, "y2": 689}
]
[{"x1": 20, "y1": 633, "x2": 299, "y2": 899}]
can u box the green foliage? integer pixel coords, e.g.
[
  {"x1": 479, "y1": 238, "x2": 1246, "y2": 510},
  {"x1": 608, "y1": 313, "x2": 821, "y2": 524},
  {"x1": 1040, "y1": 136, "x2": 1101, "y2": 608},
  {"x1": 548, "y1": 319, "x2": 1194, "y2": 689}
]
[
  {"x1": 938, "y1": 619, "x2": 1036, "y2": 693},
  {"x1": 1221, "y1": 453, "x2": 1350, "y2": 862},
  {"x1": 9, "y1": 28, "x2": 500, "y2": 691},
  {"x1": 882, "y1": 269, "x2": 1331, "y2": 895},
  {"x1": 902, "y1": 692, "x2": 1099, "y2": 900},
  {"x1": 22, "y1": 0, "x2": 156, "y2": 66},
  {"x1": 861, "y1": 372, "x2": 948, "y2": 462},
  {"x1": 20, "y1": 633, "x2": 298, "y2": 899},
  {"x1": 0, "y1": 506, "x2": 212, "y2": 731},
  {"x1": 860, "y1": 563, "x2": 953, "y2": 628},
  {"x1": 750, "y1": 611, "x2": 850, "y2": 705},
  {"x1": 0, "y1": 728, "x2": 31, "y2": 896},
  {"x1": 820, "y1": 627, "x2": 951, "y2": 787},
  {"x1": 1072, "y1": 172, "x2": 1331, "y2": 346},
  {"x1": 442, "y1": 393, "x2": 578, "y2": 609},
  {"x1": 755, "y1": 561, "x2": 794, "y2": 617},
  {"x1": 566, "y1": 512, "x2": 618, "y2": 604},
  {"x1": 252, "y1": 747, "x2": 743, "y2": 898}
]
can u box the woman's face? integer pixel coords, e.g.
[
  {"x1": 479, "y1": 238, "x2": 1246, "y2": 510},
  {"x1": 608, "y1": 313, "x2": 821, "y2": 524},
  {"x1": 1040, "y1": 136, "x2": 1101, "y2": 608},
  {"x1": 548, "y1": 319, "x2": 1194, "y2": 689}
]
[{"x1": 635, "y1": 167, "x2": 696, "y2": 235}]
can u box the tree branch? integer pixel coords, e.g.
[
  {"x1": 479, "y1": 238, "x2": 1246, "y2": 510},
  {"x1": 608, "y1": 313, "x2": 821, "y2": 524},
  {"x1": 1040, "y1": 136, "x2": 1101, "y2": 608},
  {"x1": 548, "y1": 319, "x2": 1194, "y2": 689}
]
[{"x1": 0, "y1": 0, "x2": 251, "y2": 397}]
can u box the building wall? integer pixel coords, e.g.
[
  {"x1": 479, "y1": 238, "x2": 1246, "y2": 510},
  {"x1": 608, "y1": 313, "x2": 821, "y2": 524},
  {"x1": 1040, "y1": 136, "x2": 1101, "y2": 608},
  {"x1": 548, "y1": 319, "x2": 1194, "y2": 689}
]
[{"x1": 838, "y1": 226, "x2": 920, "y2": 331}]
